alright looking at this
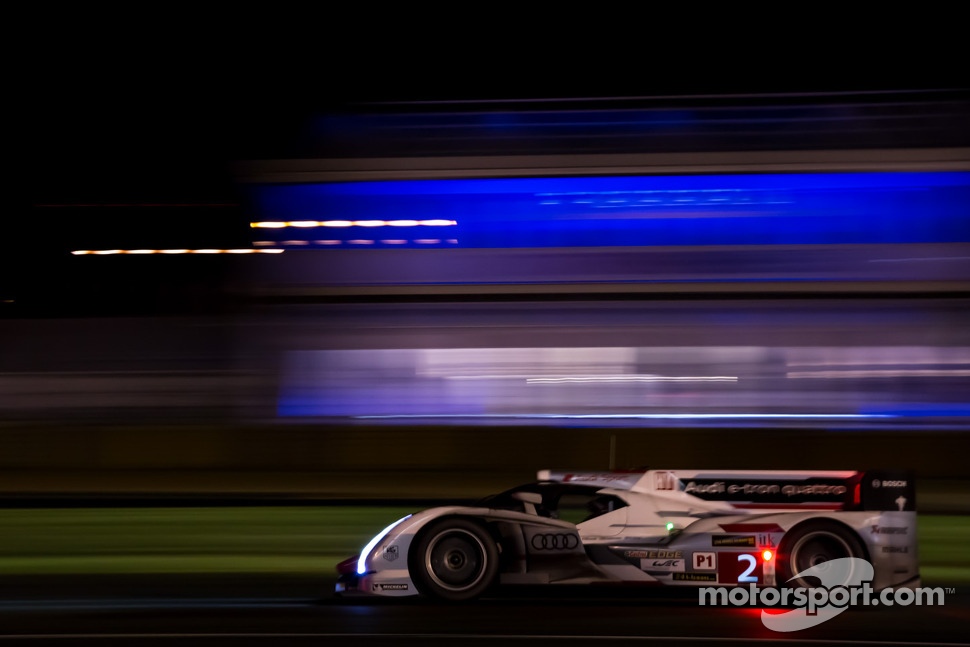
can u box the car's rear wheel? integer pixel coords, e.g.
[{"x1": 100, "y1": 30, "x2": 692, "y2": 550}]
[
  {"x1": 777, "y1": 522, "x2": 866, "y2": 588},
  {"x1": 409, "y1": 518, "x2": 499, "y2": 601}
]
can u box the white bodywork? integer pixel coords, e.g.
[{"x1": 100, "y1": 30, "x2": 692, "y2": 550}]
[{"x1": 343, "y1": 469, "x2": 919, "y2": 597}]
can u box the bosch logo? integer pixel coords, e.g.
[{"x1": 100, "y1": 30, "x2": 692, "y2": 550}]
[
  {"x1": 531, "y1": 533, "x2": 579, "y2": 551},
  {"x1": 873, "y1": 479, "x2": 908, "y2": 488}
]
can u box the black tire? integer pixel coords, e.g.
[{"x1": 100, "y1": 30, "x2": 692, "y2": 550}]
[
  {"x1": 409, "y1": 518, "x2": 499, "y2": 601},
  {"x1": 776, "y1": 522, "x2": 867, "y2": 588}
]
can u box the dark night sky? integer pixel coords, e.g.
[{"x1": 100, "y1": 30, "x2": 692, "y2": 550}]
[
  {"x1": 9, "y1": 13, "x2": 967, "y2": 314},
  {"x1": 20, "y1": 11, "x2": 967, "y2": 205}
]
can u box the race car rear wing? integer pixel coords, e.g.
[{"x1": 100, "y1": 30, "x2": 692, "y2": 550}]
[{"x1": 538, "y1": 469, "x2": 916, "y2": 512}]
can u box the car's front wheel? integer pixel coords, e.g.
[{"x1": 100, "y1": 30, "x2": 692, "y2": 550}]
[{"x1": 409, "y1": 518, "x2": 499, "y2": 601}]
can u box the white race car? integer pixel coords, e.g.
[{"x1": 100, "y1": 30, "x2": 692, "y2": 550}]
[{"x1": 336, "y1": 469, "x2": 918, "y2": 600}]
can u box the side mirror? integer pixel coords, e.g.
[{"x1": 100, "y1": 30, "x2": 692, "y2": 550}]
[
  {"x1": 511, "y1": 491, "x2": 543, "y2": 515},
  {"x1": 512, "y1": 491, "x2": 543, "y2": 505}
]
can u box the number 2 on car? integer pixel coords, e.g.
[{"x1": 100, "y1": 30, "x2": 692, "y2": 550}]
[{"x1": 717, "y1": 552, "x2": 763, "y2": 584}]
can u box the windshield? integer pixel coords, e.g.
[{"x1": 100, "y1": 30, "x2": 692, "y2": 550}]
[{"x1": 477, "y1": 482, "x2": 627, "y2": 522}]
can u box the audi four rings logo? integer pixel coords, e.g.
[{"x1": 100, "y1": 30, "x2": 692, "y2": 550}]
[{"x1": 531, "y1": 533, "x2": 579, "y2": 550}]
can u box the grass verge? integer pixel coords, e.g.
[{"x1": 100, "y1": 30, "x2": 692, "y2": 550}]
[{"x1": 0, "y1": 508, "x2": 965, "y2": 584}]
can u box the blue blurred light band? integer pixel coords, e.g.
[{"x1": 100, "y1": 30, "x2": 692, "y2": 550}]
[{"x1": 248, "y1": 172, "x2": 970, "y2": 248}]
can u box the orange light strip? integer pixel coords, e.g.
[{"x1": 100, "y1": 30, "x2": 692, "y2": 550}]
[
  {"x1": 71, "y1": 249, "x2": 284, "y2": 255},
  {"x1": 250, "y1": 220, "x2": 457, "y2": 229}
]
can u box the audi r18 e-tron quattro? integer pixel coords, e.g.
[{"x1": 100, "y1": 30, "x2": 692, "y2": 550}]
[{"x1": 336, "y1": 469, "x2": 918, "y2": 600}]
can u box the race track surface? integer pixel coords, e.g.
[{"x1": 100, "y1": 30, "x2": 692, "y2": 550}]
[{"x1": 1, "y1": 575, "x2": 967, "y2": 646}]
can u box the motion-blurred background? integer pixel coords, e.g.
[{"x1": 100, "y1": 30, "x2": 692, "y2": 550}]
[{"x1": 5, "y1": 27, "x2": 969, "y2": 593}]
